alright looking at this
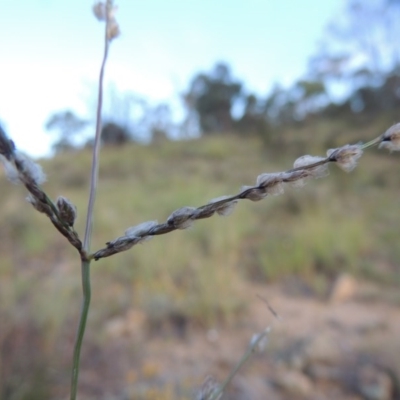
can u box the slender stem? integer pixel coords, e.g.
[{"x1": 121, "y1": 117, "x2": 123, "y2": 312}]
[
  {"x1": 70, "y1": 16, "x2": 110, "y2": 400},
  {"x1": 83, "y1": 34, "x2": 109, "y2": 252},
  {"x1": 70, "y1": 259, "x2": 91, "y2": 400},
  {"x1": 361, "y1": 136, "x2": 382, "y2": 149},
  {"x1": 209, "y1": 327, "x2": 271, "y2": 400}
]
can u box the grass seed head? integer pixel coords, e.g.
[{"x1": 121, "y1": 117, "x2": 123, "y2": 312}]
[
  {"x1": 56, "y1": 196, "x2": 77, "y2": 227},
  {"x1": 26, "y1": 194, "x2": 48, "y2": 214},
  {"x1": 208, "y1": 195, "x2": 238, "y2": 216},
  {"x1": 0, "y1": 125, "x2": 15, "y2": 160},
  {"x1": 106, "y1": 19, "x2": 120, "y2": 41},
  {"x1": 125, "y1": 220, "x2": 158, "y2": 238},
  {"x1": 256, "y1": 172, "x2": 285, "y2": 195},
  {"x1": 293, "y1": 155, "x2": 329, "y2": 178},
  {"x1": 14, "y1": 152, "x2": 47, "y2": 185},
  {"x1": 92, "y1": 2, "x2": 107, "y2": 20},
  {"x1": 327, "y1": 144, "x2": 363, "y2": 172},
  {"x1": 240, "y1": 185, "x2": 268, "y2": 201},
  {"x1": 379, "y1": 123, "x2": 400, "y2": 152},
  {"x1": 0, "y1": 156, "x2": 20, "y2": 184},
  {"x1": 167, "y1": 206, "x2": 196, "y2": 229}
]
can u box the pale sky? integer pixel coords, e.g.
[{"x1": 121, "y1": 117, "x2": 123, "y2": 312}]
[{"x1": 1, "y1": 0, "x2": 342, "y2": 157}]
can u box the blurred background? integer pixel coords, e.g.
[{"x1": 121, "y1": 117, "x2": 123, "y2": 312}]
[{"x1": 1, "y1": 0, "x2": 400, "y2": 399}]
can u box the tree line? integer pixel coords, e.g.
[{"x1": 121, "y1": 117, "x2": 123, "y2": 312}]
[{"x1": 46, "y1": 0, "x2": 400, "y2": 152}]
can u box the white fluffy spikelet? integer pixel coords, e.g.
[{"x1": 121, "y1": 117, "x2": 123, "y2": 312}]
[
  {"x1": 125, "y1": 220, "x2": 158, "y2": 243},
  {"x1": 107, "y1": 18, "x2": 120, "y2": 41},
  {"x1": 256, "y1": 172, "x2": 284, "y2": 196},
  {"x1": 167, "y1": 206, "x2": 196, "y2": 229},
  {"x1": 0, "y1": 155, "x2": 20, "y2": 184},
  {"x1": 282, "y1": 170, "x2": 310, "y2": 188},
  {"x1": 106, "y1": 236, "x2": 137, "y2": 252},
  {"x1": 240, "y1": 185, "x2": 268, "y2": 201},
  {"x1": 250, "y1": 330, "x2": 270, "y2": 353},
  {"x1": 56, "y1": 196, "x2": 78, "y2": 227},
  {"x1": 92, "y1": 2, "x2": 107, "y2": 20},
  {"x1": 93, "y1": 1, "x2": 120, "y2": 40},
  {"x1": 26, "y1": 194, "x2": 47, "y2": 213},
  {"x1": 379, "y1": 123, "x2": 400, "y2": 152},
  {"x1": 327, "y1": 144, "x2": 363, "y2": 172},
  {"x1": 208, "y1": 195, "x2": 238, "y2": 216},
  {"x1": 293, "y1": 155, "x2": 329, "y2": 178},
  {"x1": 15, "y1": 152, "x2": 46, "y2": 184}
]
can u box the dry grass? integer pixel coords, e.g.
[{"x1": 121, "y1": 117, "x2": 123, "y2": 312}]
[{"x1": 1, "y1": 127, "x2": 399, "y2": 398}]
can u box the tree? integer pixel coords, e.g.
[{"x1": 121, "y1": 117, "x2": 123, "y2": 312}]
[
  {"x1": 45, "y1": 110, "x2": 89, "y2": 152},
  {"x1": 98, "y1": 85, "x2": 175, "y2": 143},
  {"x1": 101, "y1": 122, "x2": 131, "y2": 145},
  {"x1": 184, "y1": 62, "x2": 243, "y2": 134},
  {"x1": 263, "y1": 84, "x2": 297, "y2": 126},
  {"x1": 293, "y1": 79, "x2": 328, "y2": 119},
  {"x1": 309, "y1": 0, "x2": 400, "y2": 95},
  {"x1": 146, "y1": 103, "x2": 174, "y2": 142},
  {"x1": 235, "y1": 94, "x2": 271, "y2": 140},
  {"x1": 305, "y1": 0, "x2": 400, "y2": 119}
]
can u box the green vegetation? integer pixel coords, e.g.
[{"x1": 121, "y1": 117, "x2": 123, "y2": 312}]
[
  {"x1": 3, "y1": 1, "x2": 400, "y2": 398},
  {"x1": 1, "y1": 121, "x2": 399, "y2": 397}
]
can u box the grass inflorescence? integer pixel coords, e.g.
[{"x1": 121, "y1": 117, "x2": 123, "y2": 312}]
[{"x1": 1, "y1": 1, "x2": 400, "y2": 398}]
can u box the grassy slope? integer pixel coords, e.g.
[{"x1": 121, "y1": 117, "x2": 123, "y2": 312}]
[
  {"x1": 0, "y1": 126, "x2": 399, "y2": 396},
  {"x1": 1, "y1": 129, "x2": 400, "y2": 316}
]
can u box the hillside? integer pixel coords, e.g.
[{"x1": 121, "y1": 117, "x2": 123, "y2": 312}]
[{"x1": 1, "y1": 129, "x2": 400, "y2": 399}]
